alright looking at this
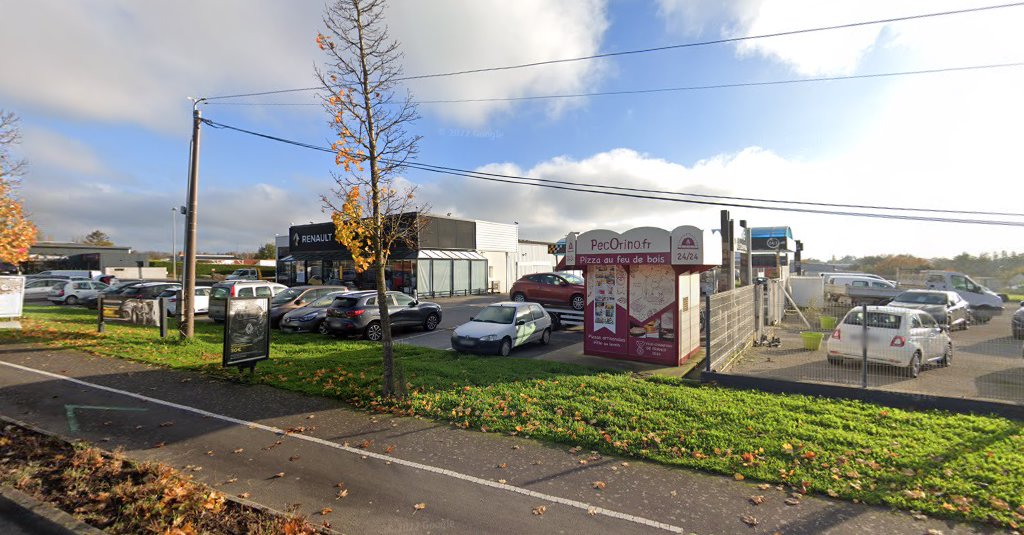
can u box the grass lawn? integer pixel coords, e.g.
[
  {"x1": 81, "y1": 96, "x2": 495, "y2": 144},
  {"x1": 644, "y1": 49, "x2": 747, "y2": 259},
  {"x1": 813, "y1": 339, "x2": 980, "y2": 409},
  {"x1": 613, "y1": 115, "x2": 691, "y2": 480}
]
[{"x1": 5, "y1": 305, "x2": 1024, "y2": 529}]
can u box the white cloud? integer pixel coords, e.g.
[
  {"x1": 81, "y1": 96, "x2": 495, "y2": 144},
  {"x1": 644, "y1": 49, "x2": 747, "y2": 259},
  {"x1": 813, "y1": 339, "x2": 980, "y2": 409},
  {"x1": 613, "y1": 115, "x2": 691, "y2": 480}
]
[
  {"x1": 21, "y1": 127, "x2": 110, "y2": 178},
  {"x1": 388, "y1": 0, "x2": 609, "y2": 126},
  {"x1": 414, "y1": 141, "x2": 1023, "y2": 259},
  {"x1": 656, "y1": 0, "x2": 1024, "y2": 76},
  {"x1": 0, "y1": 0, "x2": 609, "y2": 131}
]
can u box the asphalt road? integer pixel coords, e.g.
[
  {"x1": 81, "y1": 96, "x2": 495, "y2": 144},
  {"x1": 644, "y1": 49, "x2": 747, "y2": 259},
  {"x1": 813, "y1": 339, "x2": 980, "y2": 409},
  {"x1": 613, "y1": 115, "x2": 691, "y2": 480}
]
[{"x1": 0, "y1": 343, "x2": 992, "y2": 535}]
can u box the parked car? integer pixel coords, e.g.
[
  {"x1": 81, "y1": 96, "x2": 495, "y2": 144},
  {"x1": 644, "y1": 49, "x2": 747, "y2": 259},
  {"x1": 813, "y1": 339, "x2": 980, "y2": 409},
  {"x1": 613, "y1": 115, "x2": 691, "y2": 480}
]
[
  {"x1": 323, "y1": 291, "x2": 441, "y2": 341},
  {"x1": 886, "y1": 290, "x2": 970, "y2": 330},
  {"x1": 225, "y1": 268, "x2": 270, "y2": 281},
  {"x1": 279, "y1": 291, "x2": 349, "y2": 334},
  {"x1": 31, "y1": 270, "x2": 102, "y2": 279},
  {"x1": 509, "y1": 272, "x2": 586, "y2": 311},
  {"x1": 904, "y1": 271, "x2": 1004, "y2": 323},
  {"x1": 826, "y1": 306, "x2": 952, "y2": 378},
  {"x1": 1012, "y1": 302, "x2": 1024, "y2": 340},
  {"x1": 270, "y1": 285, "x2": 350, "y2": 327},
  {"x1": 451, "y1": 302, "x2": 552, "y2": 356},
  {"x1": 119, "y1": 282, "x2": 181, "y2": 300},
  {"x1": 81, "y1": 280, "x2": 144, "y2": 309},
  {"x1": 208, "y1": 281, "x2": 289, "y2": 322},
  {"x1": 158, "y1": 286, "x2": 211, "y2": 315},
  {"x1": 825, "y1": 275, "x2": 896, "y2": 289},
  {"x1": 47, "y1": 280, "x2": 108, "y2": 305},
  {"x1": 23, "y1": 278, "x2": 70, "y2": 301}
]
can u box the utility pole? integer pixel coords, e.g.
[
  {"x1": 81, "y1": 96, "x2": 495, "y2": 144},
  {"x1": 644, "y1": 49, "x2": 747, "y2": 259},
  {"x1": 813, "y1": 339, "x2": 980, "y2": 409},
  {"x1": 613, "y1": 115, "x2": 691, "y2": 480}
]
[
  {"x1": 182, "y1": 100, "x2": 203, "y2": 338},
  {"x1": 170, "y1": 207, "x2": 177, "y2": 280}
]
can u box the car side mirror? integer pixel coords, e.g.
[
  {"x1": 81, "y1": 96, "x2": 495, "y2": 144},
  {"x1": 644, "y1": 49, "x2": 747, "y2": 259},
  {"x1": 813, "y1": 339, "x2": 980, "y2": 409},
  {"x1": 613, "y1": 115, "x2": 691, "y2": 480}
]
[
  {"x1": 516, "y1": 319, "x2": 526, "y2": 326},
  {"x1": 469, "y1": 316, "x2": 474, "y2": 321},
  {"x1": 294, "y1": 299, "x2": 303, "y2": 305}
]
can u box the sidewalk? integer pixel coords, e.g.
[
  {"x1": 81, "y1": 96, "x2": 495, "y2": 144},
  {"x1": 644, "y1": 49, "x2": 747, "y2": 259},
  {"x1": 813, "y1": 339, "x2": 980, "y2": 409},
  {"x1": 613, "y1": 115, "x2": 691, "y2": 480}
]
[{"x1": 0, "y1": 342, "x2": 1000, "y2": 534}]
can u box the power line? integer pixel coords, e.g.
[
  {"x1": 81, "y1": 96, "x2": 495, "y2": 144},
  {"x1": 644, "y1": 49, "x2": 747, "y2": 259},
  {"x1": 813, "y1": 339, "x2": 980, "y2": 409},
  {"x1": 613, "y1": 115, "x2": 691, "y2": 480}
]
[
  {"x1": 203, "y1": 61, "x2": 1024, "y2": 106},
  {"x1": 197, "y1": 117, "x2": 1024, "y2": 227},
  {"x1": 202, "y1": 2, "x2": 1024, "y2": 101}
]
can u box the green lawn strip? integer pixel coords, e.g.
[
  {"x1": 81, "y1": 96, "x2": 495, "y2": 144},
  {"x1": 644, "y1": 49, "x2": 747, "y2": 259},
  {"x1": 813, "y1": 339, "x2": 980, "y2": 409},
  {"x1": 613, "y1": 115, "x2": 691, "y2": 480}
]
[{"x1": 6, "y1": 306, "x2": 1024, "y2": 529}]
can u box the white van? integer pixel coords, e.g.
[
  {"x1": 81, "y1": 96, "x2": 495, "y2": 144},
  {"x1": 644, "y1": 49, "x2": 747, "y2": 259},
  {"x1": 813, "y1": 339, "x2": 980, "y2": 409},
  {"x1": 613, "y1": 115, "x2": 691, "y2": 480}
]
[
  {"x1": 910, "y1": 271, "x2": 1004, "y2": 322},
  {"x1": 208, "y1": 280, "x2": 288, "y2": 322},
  {"x1": 32, "y1": 270, "x2": 102, "y2": 279},
  {"x1": 825, "y1": 275, "x2": 897, "y2": 289}
]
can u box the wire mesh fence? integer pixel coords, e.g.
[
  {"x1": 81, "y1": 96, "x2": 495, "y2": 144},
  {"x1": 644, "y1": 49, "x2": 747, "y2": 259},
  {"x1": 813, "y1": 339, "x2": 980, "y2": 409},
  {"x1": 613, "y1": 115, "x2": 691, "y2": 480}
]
[
  {"x1": 703, "y1": 286, "x2": 756, "y2": 371},
  {"x1": 712, "y1": 288, "x2": 1024, "y2": 405}
]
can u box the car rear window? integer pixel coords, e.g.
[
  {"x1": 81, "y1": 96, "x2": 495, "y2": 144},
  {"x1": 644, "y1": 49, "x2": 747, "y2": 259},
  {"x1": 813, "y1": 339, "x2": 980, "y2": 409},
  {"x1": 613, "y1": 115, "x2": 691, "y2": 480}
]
[
  {"x1": 331, "y1": 297, "x2": 360, "y2": 308},
  {"x1": 211, "y1": 287, "x2": 229, "y2": 299},
  {"x1": 893, "y1": 292, "x2": 946, "y2": 305},
  {"x1": 843, "y1": 311, "x2": 902, "y2": 329}
]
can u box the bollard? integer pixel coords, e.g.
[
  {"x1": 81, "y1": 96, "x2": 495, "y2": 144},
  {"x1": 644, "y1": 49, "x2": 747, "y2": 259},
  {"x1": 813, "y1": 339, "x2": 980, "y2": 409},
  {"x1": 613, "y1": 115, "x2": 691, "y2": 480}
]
[{"x1": 159, "y1": 297, "x2": 168, "y2": 338}]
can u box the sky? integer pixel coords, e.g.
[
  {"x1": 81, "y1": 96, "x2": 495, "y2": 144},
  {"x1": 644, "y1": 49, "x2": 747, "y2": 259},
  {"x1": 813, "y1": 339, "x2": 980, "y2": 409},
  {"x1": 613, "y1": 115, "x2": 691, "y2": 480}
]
[{"x1": 1, "y1": 0, "x2": 1022, "y2": 260}]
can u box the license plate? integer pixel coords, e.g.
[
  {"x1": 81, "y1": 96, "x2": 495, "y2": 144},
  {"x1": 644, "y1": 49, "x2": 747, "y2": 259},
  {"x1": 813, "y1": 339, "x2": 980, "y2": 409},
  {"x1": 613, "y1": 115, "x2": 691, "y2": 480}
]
[{"x1": 461, "y1": 339, "x2": 476, "y2": 346}]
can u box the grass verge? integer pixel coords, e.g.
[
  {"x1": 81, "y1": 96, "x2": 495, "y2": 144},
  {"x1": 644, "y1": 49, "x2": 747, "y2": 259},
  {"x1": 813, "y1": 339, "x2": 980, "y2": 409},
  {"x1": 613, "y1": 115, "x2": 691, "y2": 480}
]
[
  {"x1": 0, "y1": 420, "x2": 317, "y2": 534},
  {"x1": 5, "y1": 305, "x2": 1024, "y2": 529}
]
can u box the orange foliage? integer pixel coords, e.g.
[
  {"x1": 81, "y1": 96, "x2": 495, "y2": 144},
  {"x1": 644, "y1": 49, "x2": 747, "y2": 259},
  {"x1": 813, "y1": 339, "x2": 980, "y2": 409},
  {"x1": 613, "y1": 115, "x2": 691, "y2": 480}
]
[
  {"x1": 0, "y1": 168, "x2": 36, "y2": 265},
  {"x1": 331, "y1": 187, "x2": 372, "y2": 273}
]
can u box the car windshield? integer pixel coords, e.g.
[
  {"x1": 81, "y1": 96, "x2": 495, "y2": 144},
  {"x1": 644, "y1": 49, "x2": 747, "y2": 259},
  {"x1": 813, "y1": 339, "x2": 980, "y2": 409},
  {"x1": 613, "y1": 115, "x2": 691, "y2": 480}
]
[
  {"x1": 843, "y1": 311, "x2": 902, "y2": 329},
  {"x1": 473, "y1": 306, "x2": 515, "y2": 324},
  {"x1": 157, "y1": 289, "x2": 177, "y2": 298},
  {"x1": 559, "y1": 273, "x2": 584, "y2": 285},
  {"x1": 272, "y1": 288, "x2": 303, "y2": 304},
  {"x1": 893, "y1": 292, "x2": 946, "y2": 305},
  {"x1": 310, "y1": 294, "x2": 341, "y2": 307},
  {"x1": 211, "y1": 287, "x2": 229, "y2": 299}
]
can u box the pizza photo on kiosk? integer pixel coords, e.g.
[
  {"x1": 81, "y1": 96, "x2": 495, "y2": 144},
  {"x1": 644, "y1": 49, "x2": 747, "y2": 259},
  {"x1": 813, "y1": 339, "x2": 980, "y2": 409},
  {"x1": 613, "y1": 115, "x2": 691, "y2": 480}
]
[{"x1": 629, "y1": 326, "x2": 646, "y2": 337}]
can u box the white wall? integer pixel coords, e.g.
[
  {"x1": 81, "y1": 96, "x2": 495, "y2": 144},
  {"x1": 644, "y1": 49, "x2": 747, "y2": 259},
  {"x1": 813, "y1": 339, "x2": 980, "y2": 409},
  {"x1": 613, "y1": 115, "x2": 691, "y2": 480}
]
[
  {"x1": 475, "y1": 221, "x2": 518, "y2": 252},
  {"x1": 480, "y1": 251, "x2": 512, "y2": 293},
  {"x1": 516, "y1": 242, "x2": 555, "y2": 279}
]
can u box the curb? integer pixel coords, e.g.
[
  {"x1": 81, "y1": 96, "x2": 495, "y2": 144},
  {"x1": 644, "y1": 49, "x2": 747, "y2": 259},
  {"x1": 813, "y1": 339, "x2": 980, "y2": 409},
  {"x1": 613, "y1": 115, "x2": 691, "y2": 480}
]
[{"x1": 0, "y1": 485, "x2": 103, "y2": 535}]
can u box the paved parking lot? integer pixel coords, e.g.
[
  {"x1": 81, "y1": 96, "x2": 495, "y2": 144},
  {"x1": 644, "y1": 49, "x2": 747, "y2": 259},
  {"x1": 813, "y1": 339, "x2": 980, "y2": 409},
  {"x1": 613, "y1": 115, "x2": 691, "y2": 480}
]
[{"x1": 727, "y1": 312, "x2": 1024, "y2": 404}]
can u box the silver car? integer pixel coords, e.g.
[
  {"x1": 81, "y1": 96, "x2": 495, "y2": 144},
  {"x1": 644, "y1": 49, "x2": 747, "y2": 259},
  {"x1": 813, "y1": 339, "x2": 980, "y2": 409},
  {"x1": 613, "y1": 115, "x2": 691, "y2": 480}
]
[{"x1": 886, "y1": 290, "x2": 970, "y2": 330}]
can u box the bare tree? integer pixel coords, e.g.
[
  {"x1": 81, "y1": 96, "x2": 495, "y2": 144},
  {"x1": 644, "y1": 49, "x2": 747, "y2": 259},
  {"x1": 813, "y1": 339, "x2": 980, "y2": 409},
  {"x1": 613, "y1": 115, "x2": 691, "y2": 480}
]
[
  {"x1": 316, "y1": 0, "x2": 423, "y2": 397},
  {"x1": 0, "y1": 111, "x2": 27, "y2": 179},
  {"x1": 0, "y1": 110, "x2": 37, "y2": 264}
]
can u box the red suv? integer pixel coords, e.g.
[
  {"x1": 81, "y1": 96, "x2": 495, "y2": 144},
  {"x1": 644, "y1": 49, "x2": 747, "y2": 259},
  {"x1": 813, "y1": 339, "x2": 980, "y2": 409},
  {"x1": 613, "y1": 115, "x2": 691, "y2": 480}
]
[{"x1": 509, "y1": 272, "x2": 585, "y2": 311}]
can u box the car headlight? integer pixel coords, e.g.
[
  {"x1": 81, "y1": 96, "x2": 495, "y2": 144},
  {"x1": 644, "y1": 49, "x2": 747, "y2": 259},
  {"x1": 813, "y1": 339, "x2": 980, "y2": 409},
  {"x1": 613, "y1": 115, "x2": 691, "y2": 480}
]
[
  {"x1": 480, "y1": 334, "x2": 499, "y2": 341},
  {"x1": 298, "y1": 313, "x2": 317, "y2": 321}
]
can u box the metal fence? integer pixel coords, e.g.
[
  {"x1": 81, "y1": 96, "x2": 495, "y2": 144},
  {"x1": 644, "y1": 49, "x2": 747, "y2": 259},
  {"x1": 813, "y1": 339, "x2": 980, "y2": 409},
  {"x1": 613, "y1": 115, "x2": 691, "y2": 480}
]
[
  {"x1": 704, "y1": 286, "x2": 756, "y2": 371},
  {"x1": 709, "y1": 291, "x2": 1024, "y2": 407}
]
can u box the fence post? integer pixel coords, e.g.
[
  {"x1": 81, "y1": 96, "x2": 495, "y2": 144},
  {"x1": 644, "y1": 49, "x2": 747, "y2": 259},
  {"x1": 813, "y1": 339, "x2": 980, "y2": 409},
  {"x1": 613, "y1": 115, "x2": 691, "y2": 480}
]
[
  {"x1": 753, "y1": 284, "x2": 761, "y2": 338},
  {"x1": 704, "y1": 293, "x2": 712, "y2": 372},
  {"x1": 97, "y1": 296, "x2": 105, "y2": 333},
  {"x1": 159, "y1": 297, "x2": 168, "y2": 338},
  {"x1": 861, "y1": 303, "x2": 868, "y2": 388}
]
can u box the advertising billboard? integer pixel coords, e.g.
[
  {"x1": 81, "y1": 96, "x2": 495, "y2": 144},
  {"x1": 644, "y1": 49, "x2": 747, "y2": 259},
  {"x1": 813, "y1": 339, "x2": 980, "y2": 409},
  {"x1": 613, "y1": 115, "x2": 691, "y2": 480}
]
[
  {"x1": 223, "y1": 296, "x2": 271, "y2": 368},
  {"x1": 0, "y1": 276, "x2": 25, "y2": 320}
]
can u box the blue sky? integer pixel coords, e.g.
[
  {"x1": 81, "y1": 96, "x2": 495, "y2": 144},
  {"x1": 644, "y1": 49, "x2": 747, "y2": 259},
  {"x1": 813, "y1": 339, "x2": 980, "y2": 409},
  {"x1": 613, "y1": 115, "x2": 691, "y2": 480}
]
[{"x1": 3, "y1": 0, "x2": 1022, "y2": 258}]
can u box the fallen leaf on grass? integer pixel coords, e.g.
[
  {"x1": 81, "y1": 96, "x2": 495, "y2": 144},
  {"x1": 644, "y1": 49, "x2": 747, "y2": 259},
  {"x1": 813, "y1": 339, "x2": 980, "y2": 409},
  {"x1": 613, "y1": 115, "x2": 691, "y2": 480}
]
[
  {"x1": 827, "y1": 489, "x2": 839, "y2": 498},
  {"x1": 320, "y1": 507, "x2": 332, "y2": 515},
  {"x1": 733, "y1": 473, "x2": 745, "y2": 481},
  {"x1": 749, "y1": 495, "x2": 764, "y2": 505},
  {"x1": 272, "y1": 472, "x2": 285, "y2": 479},
  {"x1": 741, "y1": 515, "x2": 758, "y2": 526},
  {"x1": 232, "y1": 448, "x2": 244, "y2": 454},
  {"x1": 414, "y1": 502, "x2": 426, "y2": 511},
  {"x1": 757, "y1": 483, "x2": 771, "y2": 490},
  {"x1": 358, "y1": 439, "x2": 373, "y2": 449},
  {"x1": 903, "y1": 489, "x2": 926, "y2": 500},
  {"x1": 592, "y1": 481, "x2": 606, "y2": 490},
  {"x1": 238, "y1": 492, "x2": 251, "y2": 499},
  {"x1": 532, "y1": 505, "x2": 547, "y2": 516}
]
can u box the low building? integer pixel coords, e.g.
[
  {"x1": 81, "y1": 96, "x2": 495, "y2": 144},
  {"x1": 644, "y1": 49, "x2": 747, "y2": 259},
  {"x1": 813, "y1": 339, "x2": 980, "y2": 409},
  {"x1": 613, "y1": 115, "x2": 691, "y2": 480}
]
[
  {"x1": 516, "y1": 239, "x2": 556, "y2": 279},
  {"x1": 23, "y1": 242, "x2": 149, "y2": 273},
  {"x1": 277, "y1": 214, "x2": 519, "y2": 297}
]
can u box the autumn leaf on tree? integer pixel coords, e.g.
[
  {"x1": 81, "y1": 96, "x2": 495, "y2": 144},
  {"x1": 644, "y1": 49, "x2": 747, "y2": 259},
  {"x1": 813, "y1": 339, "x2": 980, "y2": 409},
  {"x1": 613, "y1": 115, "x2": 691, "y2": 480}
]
[{"x1": 0, "y1": 111, "x2": 37, "y2": 265}]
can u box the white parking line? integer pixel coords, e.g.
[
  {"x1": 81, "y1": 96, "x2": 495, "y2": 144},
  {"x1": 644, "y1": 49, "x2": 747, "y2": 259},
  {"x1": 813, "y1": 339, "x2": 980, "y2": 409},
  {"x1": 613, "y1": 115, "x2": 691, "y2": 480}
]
[{"x1": 0, "y1": 359, "x2": 686, "y2": 533}]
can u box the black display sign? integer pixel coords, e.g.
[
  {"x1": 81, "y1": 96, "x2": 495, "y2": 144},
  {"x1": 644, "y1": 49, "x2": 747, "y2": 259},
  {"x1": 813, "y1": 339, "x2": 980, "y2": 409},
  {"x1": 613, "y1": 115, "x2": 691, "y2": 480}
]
[
  {"x1": 751, "y1": 236, "x2": 789, "y2": 252},
  {"x1": 288, "y1": 222, "x2": 341, "y2": 253},
  {"x1": 548, "y1": 242, "x2": 566, "y2": 255},
  {"x1": 222, "y1": 296, "x2": 271, "y2": 368}
]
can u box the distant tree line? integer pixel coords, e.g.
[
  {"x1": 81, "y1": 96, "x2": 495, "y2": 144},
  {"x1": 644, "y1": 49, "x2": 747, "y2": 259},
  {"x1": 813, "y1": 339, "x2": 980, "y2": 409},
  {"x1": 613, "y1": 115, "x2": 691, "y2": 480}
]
[{"x1": 809, "y1": 251, "x2": 1024, "y2": 287}]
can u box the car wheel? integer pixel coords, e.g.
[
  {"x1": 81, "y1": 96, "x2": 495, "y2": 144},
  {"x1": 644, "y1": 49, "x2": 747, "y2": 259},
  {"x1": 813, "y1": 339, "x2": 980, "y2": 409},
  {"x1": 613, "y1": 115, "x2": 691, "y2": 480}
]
[
  {"x1": 539, "y1": 328, "x2": 551, "y2": 345},
  {"x1": 906, "y1": 351, "x2": 922, "y2": 378},
  {"x1": 571, "y1": 294, "x2": 585, "y2": 311},
  {"x1": 511, "y1": 293, "x2": 526, "y2": 303},
  {"x1": 423, "y1": 313, "x2": 440, "y2": 332},
  {"x1": 941, "y1": 343, "x2": 953, "y2": 367},
  {"x1": 498, "y1": 337, "x2": 512, "y2": 357},
  {"x1": 318, "y1": 321, "x2": 330, "y2": 335},
  {"x1": 65, "y1": 295, "x2": 78, "y2": 305},
  {"x1": 365, "y1": 321, "x2": 383, "y2": 342}
]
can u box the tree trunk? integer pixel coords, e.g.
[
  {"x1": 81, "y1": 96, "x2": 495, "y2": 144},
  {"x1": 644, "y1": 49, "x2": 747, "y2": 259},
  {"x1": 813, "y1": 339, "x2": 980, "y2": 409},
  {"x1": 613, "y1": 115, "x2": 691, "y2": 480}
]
[{"x1": 354, "y1": 0, "x2": 395, "y2": 397}]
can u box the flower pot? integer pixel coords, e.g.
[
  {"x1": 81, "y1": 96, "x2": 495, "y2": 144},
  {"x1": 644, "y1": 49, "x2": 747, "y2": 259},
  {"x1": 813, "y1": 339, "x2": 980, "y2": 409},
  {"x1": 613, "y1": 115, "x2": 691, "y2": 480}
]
[
  {"x1": 819, "y1": 315, "x2": 838, "y2": 331},
  {"x1": 800, "y1": 331, "x2": 824, "y2": 351}
]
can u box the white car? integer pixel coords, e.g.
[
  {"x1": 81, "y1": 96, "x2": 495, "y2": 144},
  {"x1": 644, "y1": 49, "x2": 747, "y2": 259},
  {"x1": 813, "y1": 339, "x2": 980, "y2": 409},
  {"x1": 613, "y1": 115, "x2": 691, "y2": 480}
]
[
  {"x1": 48, "y1": 280, "x2": 109, "y2": 305},
  {"x1": 450, "y1": 302, "x2": 552, "y2": 356},
  {"x1": 826, "y1": 306, "x2": 952, "y2": 378},
  {"x1": 208, "y1": 281, "x2": 289, "y2": 322},
  {"x1": 24, "y1": 278, "x2": 70, "y2": 301},
  {"x1": 160, "y1": 286, "x2": 211, "y2": 315}
]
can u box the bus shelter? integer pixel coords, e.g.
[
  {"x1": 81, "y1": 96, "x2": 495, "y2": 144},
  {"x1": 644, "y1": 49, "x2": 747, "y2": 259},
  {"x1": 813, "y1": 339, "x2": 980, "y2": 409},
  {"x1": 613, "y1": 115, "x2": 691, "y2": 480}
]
[{"x1": 564, "y1": 226, "x2": 721, "y2": 366}]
